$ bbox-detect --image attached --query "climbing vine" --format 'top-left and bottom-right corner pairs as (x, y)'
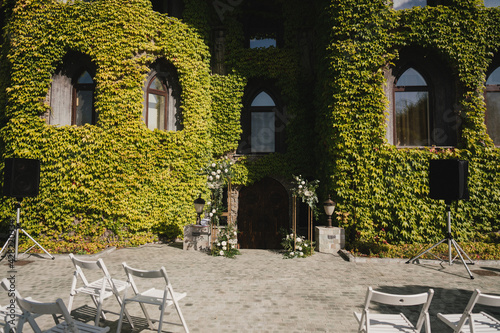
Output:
(1, 0), (500, 253)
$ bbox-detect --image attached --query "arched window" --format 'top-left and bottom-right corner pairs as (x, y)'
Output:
(143, 60), (181, 131)
(485, 66), (500, 145)
(388, 47), (457, 147)
(146, 76), (168, 130)
(395, 68), (430, 146)
(238, 88), (286, 154)
(48, 53), (96, 126)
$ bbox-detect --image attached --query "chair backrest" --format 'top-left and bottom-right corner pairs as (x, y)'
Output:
(363, 286), (434, 332)
(476, 290), (500, 308)
(122, 262), (173, 294)
(69, 253), (114, 287)
(15, 291), (78, 332)
(455, 289), (500, 332)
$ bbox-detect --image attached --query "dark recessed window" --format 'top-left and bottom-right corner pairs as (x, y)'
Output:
(238, 88), (286, 154)
(143, 60), (181, 131)
(485, 66), (500, 145)
(241, 0), (283, 49)
(151, 0), (184, 18)
(49, 53), (96, 126)
(390, 47), (457, 147)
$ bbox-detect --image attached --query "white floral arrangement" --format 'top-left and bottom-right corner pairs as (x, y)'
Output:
(211, 224), (240, 258)
(202, 159), (233, 190)
(281, 231), (314, 259)
(292, 174), (319, 210)
(201, 158), (234, 225)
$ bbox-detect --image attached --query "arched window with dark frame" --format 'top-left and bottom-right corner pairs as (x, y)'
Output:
(48, 52), (97, 127)
(388, 47), (457, 147)
(146, 76), (168, 130)
(485, 66), (500, 145)
(237, 88), (286, 154)
(143, 60), (181, 131)
(395, 67), (430, 146)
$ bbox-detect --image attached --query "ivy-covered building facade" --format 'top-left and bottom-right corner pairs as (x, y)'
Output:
(0, 0), (499, 253)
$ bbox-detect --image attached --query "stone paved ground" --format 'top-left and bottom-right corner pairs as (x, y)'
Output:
(1, 243), (499, 332)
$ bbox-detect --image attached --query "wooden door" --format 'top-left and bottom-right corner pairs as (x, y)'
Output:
(238, 177), (289, 249)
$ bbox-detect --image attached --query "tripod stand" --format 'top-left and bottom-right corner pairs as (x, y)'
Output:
(406, 202), (474, 279)
(0, 200), (54, 261)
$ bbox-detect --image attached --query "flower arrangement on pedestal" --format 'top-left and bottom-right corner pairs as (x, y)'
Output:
(211, 223), (240, 258)
(281, 231), (314, 259)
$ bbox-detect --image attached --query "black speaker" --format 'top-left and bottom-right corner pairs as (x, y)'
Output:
(3, 158), (40, 198)
(429, 159), (469, 201)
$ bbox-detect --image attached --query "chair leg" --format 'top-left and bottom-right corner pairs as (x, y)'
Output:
(171, 295), (189, 333)
(139, 302), (155, 330)
(116, 301), (128, 332)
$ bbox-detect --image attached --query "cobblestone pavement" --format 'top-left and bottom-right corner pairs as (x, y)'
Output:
(1, 243), (499, 332)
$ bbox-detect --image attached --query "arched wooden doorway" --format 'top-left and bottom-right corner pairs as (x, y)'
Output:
(237, 177), (289, 249)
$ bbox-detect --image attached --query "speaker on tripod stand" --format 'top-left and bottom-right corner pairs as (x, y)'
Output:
(406, 159), (474, 279)
(0, 158), (54, 260)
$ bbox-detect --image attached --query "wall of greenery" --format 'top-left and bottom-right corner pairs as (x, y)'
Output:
(316, 0), (500, 245)
(1, 0), (499, 252)
(0, 0), (229, 252)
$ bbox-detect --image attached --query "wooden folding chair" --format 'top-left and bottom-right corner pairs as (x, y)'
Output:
(116, 262), (189, 333)
(438, 289), (500, 332)
(67, 253), (132, 326)
(12, 288), (109, 332)
(354, 286), (434, 332)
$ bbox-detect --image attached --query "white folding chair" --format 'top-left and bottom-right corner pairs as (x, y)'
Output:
(438, 289), (500, 332)
(14, 291), (110, 333)
(67, 253), (132, 326)
(354, 286), (434, 333)
(0, 278), (24, 333)
(116, 262), (189, 333)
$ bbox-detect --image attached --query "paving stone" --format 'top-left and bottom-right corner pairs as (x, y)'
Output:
(0, 244), (499, 332)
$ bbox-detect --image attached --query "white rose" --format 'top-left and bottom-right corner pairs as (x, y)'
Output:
(217, 169), (221, 174)
(209, 212), (213, 217)
(208, 176), (213, 181)
(290, 252), (295, 256)
(217, 242), (221, 246)
(219, 250), (224, 256)
(296, 238), (302, 243)
(298, 185), (303, 189)
(304, 190), (312, 197)
(216, 175), (220, 179)
(301, 181), (305, 185)
(212, 209), (216, 213)
(225, 169), (229, 173)
(221, 241), (227, 246)
(212, 163), (216, 167)
(304, 243), (308, 247)
(222, 246), (227, 250)
(233, 231), (237, 236)
(297, 246), (302, 251)
(211, 171), (216, 175)
(299, 252), (304, 256)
